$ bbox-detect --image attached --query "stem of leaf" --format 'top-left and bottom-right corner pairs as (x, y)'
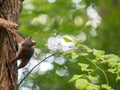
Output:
(85, 57), (109, 85)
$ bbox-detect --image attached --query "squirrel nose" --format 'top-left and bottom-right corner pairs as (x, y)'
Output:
(31, 41), (36, 46)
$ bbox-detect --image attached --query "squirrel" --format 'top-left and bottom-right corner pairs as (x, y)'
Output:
(10, 35), (36, 69)
(0, 18), (36, 69)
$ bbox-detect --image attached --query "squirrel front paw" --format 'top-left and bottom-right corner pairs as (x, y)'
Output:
(0, 18), (18, 30)
(4, 21), (18, 30)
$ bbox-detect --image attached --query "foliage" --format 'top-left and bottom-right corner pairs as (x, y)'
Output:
(18, 0), (120, 90)
(66, 37), (119, 90)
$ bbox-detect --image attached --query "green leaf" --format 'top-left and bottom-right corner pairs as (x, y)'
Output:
(107, 69), (116, 73)
(78, 63), (94, 72)
(116, 76), (120, 82)
(75, 79), (89, 90)
(104, 54), (120, 62)
(103, 54), (120, 67)
(86, 84), (100, 90)
(82, 45), (92, 52)
(63, 37), (72, 42)
(87, 75), (99, 83)
(116, 74), (120, 82)
(78, 63), (89, 71)
(69, 75), (82, 82)
(101, 84), (113, 90)
(71, 52), (79, 59)
(80, 53), (89, 56)
(104, 54), (119, 58)
(93, 49), (105, 58)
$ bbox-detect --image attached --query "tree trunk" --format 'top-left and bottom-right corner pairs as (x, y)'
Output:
(0, 0), (22, 90)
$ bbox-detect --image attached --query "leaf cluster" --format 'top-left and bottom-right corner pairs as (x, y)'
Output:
(64, 38), (120, 90)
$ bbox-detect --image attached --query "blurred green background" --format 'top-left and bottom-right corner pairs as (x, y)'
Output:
(18, 0), (120, 90)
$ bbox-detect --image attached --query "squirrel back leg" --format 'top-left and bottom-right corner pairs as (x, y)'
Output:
(10, 48), (24, 63)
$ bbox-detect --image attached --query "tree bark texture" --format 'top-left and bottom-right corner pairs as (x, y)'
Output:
(0, 0), (22, 90)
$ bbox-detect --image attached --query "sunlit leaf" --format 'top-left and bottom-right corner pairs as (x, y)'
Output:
(116, 76), (120, 82)
(87, 75), (99, 83)
(82, 45), (92, 52)
(69, 75), (82, 82)
(63, 37), (72, 42)
(86, 84), (100, 90)
(93, 49), (105, 58)
(78, 63), (94, 72)
(116, 74), (120, 82)
(103, 54), (120, 68)
(107, 69), (116, 73)
(80, 53), (89, 56)
(104, 54), (120, 61)
(78, 63), (89, 71)
(75, 79), (89, 90)
(101, 84), (113, 90)
(71, 52), (79, 59)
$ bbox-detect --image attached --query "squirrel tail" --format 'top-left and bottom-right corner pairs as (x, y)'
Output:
(17, 58), (30, 69)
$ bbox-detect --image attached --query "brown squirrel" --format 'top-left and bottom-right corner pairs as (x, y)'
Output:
(10, 35), (36, 69)
(0, 18), (36, 69)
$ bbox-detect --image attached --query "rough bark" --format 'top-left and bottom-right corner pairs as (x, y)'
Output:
(0, 0), (22, 90)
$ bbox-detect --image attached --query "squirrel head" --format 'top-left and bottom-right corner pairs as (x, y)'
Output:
(21, 36), (36, 49)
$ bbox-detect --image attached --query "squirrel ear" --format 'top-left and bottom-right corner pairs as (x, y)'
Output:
(29, 36), (32, 39)
(27, 36), (32, 39)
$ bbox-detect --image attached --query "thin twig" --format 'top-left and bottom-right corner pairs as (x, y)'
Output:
(18, 53), (56, 86)
(85, 57), (109, 85)
(18, 50), (72, 86)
